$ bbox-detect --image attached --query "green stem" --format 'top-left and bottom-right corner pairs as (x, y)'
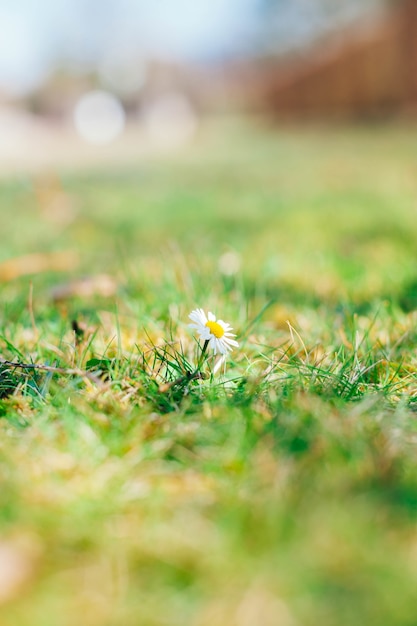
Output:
(197, 339), (209, 370)
(158, 340), (210, 394)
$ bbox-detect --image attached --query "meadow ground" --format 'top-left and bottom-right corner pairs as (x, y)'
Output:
(1, 120), (417, 625)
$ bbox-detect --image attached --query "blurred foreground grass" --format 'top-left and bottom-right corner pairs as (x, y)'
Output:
(1, 121), (417, 625)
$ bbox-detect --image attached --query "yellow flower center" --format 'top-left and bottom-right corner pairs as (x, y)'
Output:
(205, 320), (225, 339)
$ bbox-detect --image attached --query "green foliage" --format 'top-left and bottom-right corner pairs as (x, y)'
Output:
(1, 123), (417, 625)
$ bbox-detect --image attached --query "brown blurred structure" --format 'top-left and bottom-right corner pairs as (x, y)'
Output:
(255, 0), (417, 119)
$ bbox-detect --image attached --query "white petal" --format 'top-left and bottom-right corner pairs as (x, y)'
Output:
(188, 323), (202, 329)
(218, 341), (228, 355)
(209, 337), (217, 354)
(207, 311), (216, 322)
(189, 309), (207, 324)
(213, 355), (226, 375)
(218, 320), (235, 335)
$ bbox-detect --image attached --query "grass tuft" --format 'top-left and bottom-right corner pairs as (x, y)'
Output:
(1, 123), (417, 625)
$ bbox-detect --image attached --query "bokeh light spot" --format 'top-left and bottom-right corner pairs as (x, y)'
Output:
(73, 90), (126, 145)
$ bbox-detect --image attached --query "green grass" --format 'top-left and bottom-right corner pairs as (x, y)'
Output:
(1, 121), (417, 625)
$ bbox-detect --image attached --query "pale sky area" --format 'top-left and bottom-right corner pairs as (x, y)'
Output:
(0, 0), (260, 95)
(0, 0), (381, 96)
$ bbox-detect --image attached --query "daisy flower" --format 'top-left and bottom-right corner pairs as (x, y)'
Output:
(188, 308), (239, 355)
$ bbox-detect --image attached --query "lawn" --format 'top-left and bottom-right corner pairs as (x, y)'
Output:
(1, 121), (417, 626)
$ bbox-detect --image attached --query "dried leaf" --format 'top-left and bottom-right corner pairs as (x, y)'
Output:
(0, 252), (79, 281)
(50, 274), (117, 302)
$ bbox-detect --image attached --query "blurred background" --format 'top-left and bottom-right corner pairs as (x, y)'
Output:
(1, 0), (416, 172)
(3, 4), (417, 626)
